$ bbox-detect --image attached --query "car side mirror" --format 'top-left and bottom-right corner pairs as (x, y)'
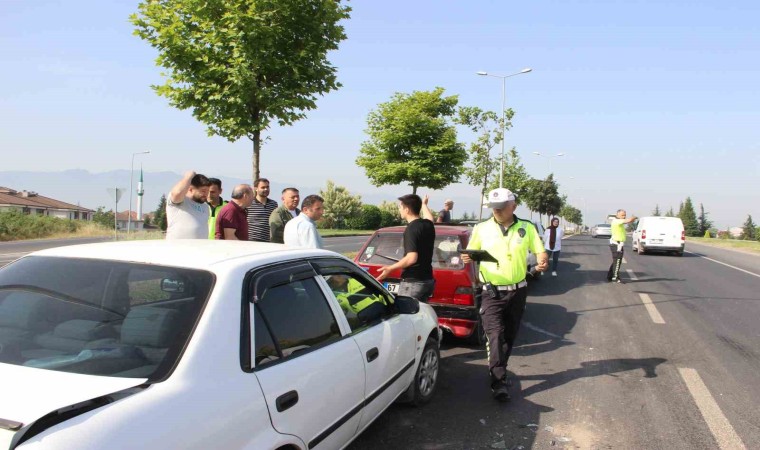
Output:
(394, 295), (420, 314)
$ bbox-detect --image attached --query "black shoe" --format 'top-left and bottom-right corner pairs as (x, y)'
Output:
(492, 383), (511, 402)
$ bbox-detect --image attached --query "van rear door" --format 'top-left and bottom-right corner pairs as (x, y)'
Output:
(648, 217), (683, 247)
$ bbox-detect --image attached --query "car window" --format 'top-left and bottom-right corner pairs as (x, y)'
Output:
(360, 232), (465, 270)
(322, 272), (393, 332)
(0, 256), (213, 380)
(254, 277), (341, 367)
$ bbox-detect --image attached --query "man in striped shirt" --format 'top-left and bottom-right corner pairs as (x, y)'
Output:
(246, 178), (278, 242)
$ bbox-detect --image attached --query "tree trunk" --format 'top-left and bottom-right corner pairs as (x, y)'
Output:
(251, 130), (261, 182)
(479, 172), (489, 221)
(412, 185), (417, 195)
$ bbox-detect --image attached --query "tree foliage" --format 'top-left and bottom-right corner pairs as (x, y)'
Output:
(678, 197), (699, 236)
(456, 106), (507, 199)
(559, 204), (583, 225)
(652, 204), (661, 216)
(356, 88), (467, 194)
(345, 204), (382, 230)
(741, 214), (757, 240)
(319, 180), (362, 228)
(93, 207), (115, 229)
(490, 148), (531, 206)
(131, 0), (351, 181)
(665, 207), (675, 217)
(154, 195), (168, 231)
(377, 200), (402, 227)
(697, 203), (713, 236)
(522, 174), (563, 222)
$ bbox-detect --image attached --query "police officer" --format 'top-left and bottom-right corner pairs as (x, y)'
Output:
(206, 178), (228, 239)
(327, 275), (389, 325)
(608, 209), (637, 283)
(461, 188), (548, 402)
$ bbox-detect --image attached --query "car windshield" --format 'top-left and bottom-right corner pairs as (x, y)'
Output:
(0, 256), (213, 380)
(359, 232), (465, 270)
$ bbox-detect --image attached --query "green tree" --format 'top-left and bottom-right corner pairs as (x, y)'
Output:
(131, 0), (351, 181)
(560, 204), (582, 226)
(319, 180), (362, 229)
(356, 87), (467, 194)
(154, 195), (168, 232)
(345, 205), (382, 230)
(679, 197), (699, 236)
(456, 107), (511, 211)
(378, 201), (402, 227)
(143, 215), (152, 227)
(490, 148), (531, 206)
(665, 207), (675, 217)
(697, 203), (713, 236)
(92, 207), (115, 229)
(523, 174), (562, 224)
(652, 204), (661, 216)
(741, 215), (757, 240)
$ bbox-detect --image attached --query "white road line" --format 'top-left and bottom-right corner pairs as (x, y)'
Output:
(685, 251), (760, 279)
(626, 269), (639, 281)
(638, 293), (665, 324)
(679, 368), (747, 450)
(0, 252), (29, 258)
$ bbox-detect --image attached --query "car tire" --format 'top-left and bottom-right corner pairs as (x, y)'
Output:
(638, 242), (646, 255)
(632, 240), (638, 252)
(409, 338), (440, 406)
(675, 251), (684, 257)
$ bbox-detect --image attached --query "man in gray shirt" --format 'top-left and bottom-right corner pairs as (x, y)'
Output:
(166, 171), (211, 239)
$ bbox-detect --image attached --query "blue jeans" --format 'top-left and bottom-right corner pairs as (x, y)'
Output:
(398, 279), (436, 303)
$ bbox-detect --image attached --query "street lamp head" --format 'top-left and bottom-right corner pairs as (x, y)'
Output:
(532, 151), (541, 156)
(521, 68), (532, 73)
(556, 153), (565, 157)
(476, 71), (488, 76)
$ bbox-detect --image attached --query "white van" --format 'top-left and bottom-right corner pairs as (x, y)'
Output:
(632, 216), (685, 256)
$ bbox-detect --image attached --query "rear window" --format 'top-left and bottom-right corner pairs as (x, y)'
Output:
(0, 256), (213, 380)
(359, 232), (465, 270)
(597, 224), (611, 228)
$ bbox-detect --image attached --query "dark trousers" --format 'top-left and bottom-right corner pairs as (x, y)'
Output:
(607, 243), (624, 280)
(480, 286), (528, 387)
(550, 250), (560, 272)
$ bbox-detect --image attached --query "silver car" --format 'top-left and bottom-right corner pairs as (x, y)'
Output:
(591, 223), (612, 238)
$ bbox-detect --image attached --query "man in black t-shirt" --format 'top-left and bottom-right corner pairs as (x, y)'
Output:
(376, 194), (436, 302)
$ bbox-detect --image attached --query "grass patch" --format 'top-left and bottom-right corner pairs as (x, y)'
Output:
(320, 229), (375, 237)
(0, 211), (112, 241)
(687, 237), (760, 254)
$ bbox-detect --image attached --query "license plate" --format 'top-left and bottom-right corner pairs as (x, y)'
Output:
(384, 282), (399, 293)
(650, 239), (663, 244)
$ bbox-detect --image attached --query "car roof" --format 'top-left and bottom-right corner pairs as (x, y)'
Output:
(27, 240), (336, 269)
(375, 225), (471, 236)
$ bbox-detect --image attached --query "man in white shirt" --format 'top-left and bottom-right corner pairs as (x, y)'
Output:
(284, 194), (324, 249)
(166, 171), (211, 239)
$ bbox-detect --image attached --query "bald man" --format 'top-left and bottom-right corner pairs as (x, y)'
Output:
(215, 184), (254, 240)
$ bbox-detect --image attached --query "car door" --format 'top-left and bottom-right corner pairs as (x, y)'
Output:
(248, 263), (366, 450)
(312, 259), (416, 432)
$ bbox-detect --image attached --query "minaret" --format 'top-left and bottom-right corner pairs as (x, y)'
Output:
(136, 166), (144, 225)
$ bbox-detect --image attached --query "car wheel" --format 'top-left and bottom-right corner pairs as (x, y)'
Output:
(675, 251), (684, 257)
(638, 242), (646, 255)
(411, 338), (439, 406)
(467, 316), (486, 346)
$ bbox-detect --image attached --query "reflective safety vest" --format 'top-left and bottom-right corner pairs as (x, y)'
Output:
(208, 199), (228, 239)
(335, 278), (388, 315)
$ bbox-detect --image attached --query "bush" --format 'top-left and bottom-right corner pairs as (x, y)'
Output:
(345, 205), (383, 230)
(379, 210), (401, 227)
(0, 210), (82, 241)
(703, 230), (711, 238)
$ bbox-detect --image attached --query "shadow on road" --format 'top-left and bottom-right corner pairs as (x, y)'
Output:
(516, 357), (668, 398)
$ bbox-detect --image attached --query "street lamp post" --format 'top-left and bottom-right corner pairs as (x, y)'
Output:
(128, 151), (150, 233)
(533, 151), (564, 175)
(476, 68), (532, 188)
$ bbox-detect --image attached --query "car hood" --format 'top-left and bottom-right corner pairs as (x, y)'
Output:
(0, 363), (145, 448)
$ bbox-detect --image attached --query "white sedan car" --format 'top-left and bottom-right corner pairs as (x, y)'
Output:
(0, 240), (441, 450)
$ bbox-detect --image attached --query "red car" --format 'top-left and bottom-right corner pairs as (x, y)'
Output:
(354, 225), (486, 343)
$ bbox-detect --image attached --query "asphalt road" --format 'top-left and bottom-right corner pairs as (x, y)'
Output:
(349, 235), (760, 450)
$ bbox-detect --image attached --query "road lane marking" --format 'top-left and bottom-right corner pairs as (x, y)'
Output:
(0, 252), (29, 259)
(638, 293), (665, 324)
(626, 269), (638, 281)
(522, 321), (571, 341)
(685, 251), (760, 279)
(678, 368), (747, 450)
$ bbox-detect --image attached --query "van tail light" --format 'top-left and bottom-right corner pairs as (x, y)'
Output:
(641, 230), (646, 240)
(453, 286), (474, 306)
(681, 231), (685, 241)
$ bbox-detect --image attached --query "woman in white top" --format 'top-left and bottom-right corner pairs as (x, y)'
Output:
(543, 217), (563, 276)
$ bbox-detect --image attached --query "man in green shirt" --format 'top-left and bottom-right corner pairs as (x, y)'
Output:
(607, 209), (637, 283)
(461, 188), (548, 402)
(206, 178), (228, 239)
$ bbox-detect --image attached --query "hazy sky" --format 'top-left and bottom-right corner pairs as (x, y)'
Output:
(1, 0), (758, 228)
